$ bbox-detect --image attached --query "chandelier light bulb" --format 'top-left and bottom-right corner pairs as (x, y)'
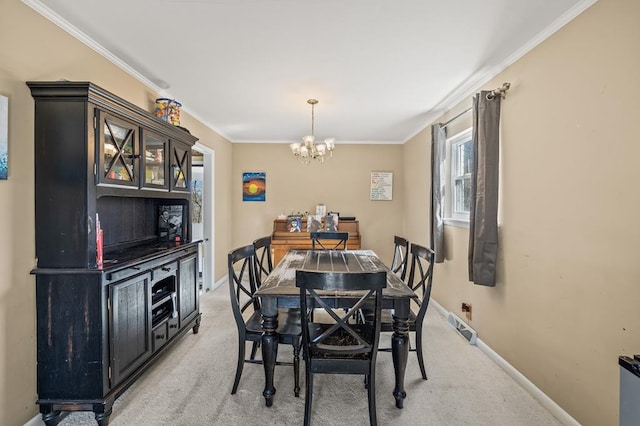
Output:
(290, 142), (301, 155)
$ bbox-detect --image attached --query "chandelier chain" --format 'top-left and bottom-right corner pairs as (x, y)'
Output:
(311, 102), (314, 137)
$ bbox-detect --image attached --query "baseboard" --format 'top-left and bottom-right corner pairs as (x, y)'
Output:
(211, 275), (227, 291)
(24, 414), (44, 426)
(24, 412), (70, 426)
(430, 299), (580, 426)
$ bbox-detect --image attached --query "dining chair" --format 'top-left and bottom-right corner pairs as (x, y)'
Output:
(296, 270), (387, 426)
(364, 243), (435, 380)
(227, 245), (302, 396)
(253, 235), (273, 288)
(390, 235), (410, 281)
(309, 231), (348, 251)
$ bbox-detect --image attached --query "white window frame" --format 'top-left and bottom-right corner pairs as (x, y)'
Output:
(443, 128), (472, 228)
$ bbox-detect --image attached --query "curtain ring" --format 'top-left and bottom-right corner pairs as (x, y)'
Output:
(486, 92), (495, 100)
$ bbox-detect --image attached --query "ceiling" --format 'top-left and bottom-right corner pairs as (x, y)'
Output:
(25, 0), (593, 144)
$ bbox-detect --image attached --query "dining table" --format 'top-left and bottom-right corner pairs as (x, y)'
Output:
(254, 249), (417, 409)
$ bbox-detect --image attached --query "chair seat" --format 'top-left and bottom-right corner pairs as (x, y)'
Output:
(246, 308), (302, 342)
(308, 323), (375, 358)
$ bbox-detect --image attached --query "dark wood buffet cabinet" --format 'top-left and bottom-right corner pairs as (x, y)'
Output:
(28, 81), (201, 425)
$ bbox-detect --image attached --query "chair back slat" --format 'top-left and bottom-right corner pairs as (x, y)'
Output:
(310, 231), (348, 251)
(406, 243), (435, 324)
(227, 245), (260, 330)
(297, 270), (386, 355)
(390, 235), (409, 281)
(253, 236), (273, 287)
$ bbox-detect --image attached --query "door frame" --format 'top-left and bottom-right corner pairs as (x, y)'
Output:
(192, 143), (215, 291)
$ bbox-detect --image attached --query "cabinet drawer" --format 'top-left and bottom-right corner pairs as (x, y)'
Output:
(106, 265), (146, 283)
(152, 261), (177, 281)
(152, 322), (168, 352)
(167, 317), (180, 339)
(105, 248), (196, 283)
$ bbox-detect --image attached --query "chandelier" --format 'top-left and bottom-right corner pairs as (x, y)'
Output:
(290, 99), (335, 164)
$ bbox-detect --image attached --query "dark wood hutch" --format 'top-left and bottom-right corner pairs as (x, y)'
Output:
(28, 81), (201, 426)
(270, 218), (361, 264)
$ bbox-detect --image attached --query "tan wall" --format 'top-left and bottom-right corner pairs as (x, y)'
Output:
(403, 0), (640, 424)
(0, 1), (232, 424)
(3, 0), (637, 424)
(231, 143), (404, 265)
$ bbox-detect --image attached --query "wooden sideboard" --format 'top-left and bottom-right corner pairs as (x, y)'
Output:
(271, 219), (361, 265)
(28, 81), (200, 426)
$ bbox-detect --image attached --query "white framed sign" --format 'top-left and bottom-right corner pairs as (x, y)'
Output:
(370, 171), (393, 201)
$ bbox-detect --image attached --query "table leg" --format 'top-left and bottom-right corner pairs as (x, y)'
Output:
(391, 314), (410, 408)
(261, 299), (278, 407)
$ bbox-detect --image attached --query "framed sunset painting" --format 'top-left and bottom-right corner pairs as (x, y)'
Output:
(242, 172), (266, 201)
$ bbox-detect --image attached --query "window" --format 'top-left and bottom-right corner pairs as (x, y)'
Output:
(444, 128), (472, 226)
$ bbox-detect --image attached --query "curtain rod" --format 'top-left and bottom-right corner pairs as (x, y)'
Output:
(441, 82), (511, 128)
(442, 107), (472, 128)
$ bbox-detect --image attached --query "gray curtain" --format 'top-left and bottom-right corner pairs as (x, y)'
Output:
(468, 91), (501, 286)
(430, 124), (446, 263)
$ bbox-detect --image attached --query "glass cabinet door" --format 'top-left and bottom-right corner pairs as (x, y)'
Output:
(142, 131), (168, 190)
(170, 141), (191, 192)
(99, 112), (139, 187)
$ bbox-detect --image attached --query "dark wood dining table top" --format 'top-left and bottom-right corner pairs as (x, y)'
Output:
(255, 249), (416, 300)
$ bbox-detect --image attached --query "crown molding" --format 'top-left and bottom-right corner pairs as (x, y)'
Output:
(402, 0), (599, 143)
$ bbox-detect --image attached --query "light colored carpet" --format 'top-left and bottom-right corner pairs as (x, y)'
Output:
(55, 284), (562, 426)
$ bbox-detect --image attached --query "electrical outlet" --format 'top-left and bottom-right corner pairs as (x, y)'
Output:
(461, 302), (472, 321)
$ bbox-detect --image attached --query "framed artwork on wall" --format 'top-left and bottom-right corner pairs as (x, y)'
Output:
(0, 95), (8, 179)
(243, 172), (266, 201)
(370, 171), (392, 200)
(192, 179), (203, 223)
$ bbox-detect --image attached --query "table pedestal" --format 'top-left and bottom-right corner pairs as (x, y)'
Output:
(261, 305), (278, 407)
(391, 315), (410, 408)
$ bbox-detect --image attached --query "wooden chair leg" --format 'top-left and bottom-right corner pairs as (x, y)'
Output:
(367, 371), (377, 426)
(250, 341), (260, 360)
(416, 328), (428, 380)
(304, 369), (313, 426)
(293, 343), (301, 397)
(231, 337), (246, 394)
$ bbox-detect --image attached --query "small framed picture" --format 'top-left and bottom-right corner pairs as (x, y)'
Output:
(307, 214), (323, 232)
(325, 213), (339, 231)
(159, 205), (184, 241)
(287, 215), (302, 232)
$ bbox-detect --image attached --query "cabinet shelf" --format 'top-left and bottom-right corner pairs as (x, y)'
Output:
(152, 309), (171, 328)
(152, 292), (172, 308)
